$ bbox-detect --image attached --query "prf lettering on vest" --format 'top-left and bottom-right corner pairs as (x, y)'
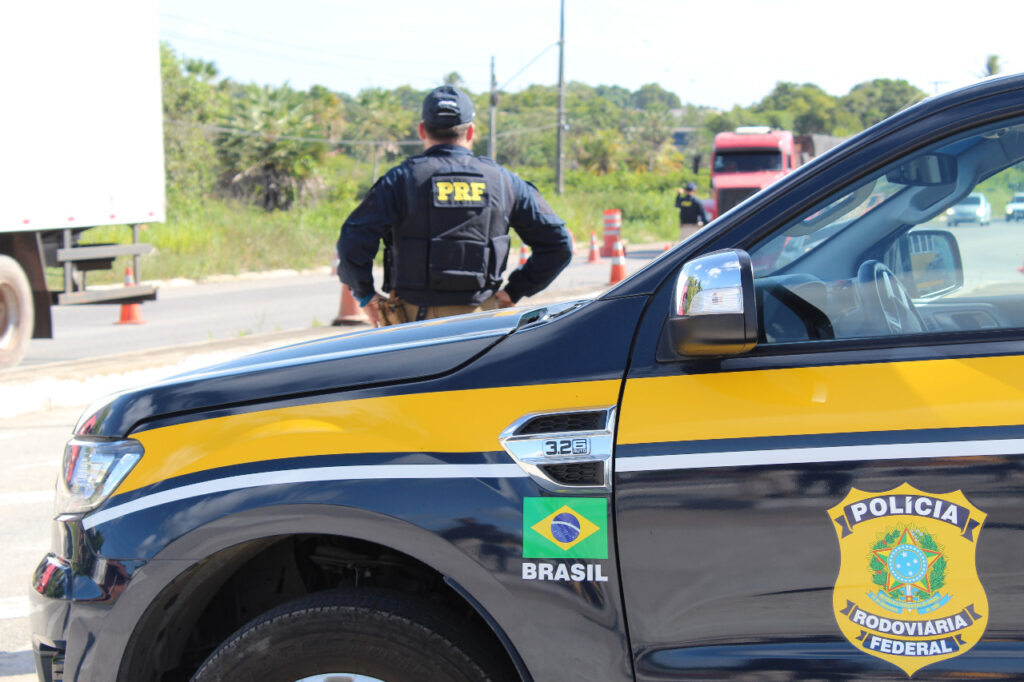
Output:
(433, 178), (487, 206)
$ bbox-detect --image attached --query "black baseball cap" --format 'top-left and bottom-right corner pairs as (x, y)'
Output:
(422, 85), (475, 127)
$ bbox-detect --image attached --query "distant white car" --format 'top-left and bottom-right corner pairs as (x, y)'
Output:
(1006, 193), (1024, 222)
(946, 192), (992, 226)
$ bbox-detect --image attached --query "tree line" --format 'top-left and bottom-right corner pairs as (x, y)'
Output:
(161, 42), (930, 211)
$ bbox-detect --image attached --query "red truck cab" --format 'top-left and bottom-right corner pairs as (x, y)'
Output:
(708, 126), (795, 219)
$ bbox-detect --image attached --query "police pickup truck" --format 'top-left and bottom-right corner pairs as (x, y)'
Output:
(31, 75), (1024, 682)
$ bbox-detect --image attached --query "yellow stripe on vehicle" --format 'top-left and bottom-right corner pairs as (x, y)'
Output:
(618, 355), (1024, 445)
(121, 380), (620, 494)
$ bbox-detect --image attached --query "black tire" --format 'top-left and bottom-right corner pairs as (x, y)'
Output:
(0, 255), (33, 369)
(190, 589), (512, 682)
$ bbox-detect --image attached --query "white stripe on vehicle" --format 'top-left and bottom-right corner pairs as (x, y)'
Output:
(615, 438), (1024, 474)
(84, 463), (527, 529)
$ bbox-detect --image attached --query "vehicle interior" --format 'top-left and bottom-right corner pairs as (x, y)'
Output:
(748, 118), (1024, 345)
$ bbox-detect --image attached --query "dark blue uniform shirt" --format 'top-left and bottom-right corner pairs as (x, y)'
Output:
(337, 145), (572, 305)
(675, 192), (709, 224)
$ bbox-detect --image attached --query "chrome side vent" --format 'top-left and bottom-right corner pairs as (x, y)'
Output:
(499, 407), (615, 493)
(540, 462), (603, 486)
(516, 411), (605, 435)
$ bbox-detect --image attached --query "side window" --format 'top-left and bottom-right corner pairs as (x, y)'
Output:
(748, 118), (1024, 345)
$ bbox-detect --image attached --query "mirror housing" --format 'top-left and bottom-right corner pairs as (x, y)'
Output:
(885, 153), (957, 186)
(666, 249), (758, 356)
(889, 229), (964, 298)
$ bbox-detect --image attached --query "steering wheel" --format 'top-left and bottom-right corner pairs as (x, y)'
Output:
(857, 260), (925, 335)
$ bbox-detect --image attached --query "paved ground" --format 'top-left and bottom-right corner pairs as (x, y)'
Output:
(0, 406), (82, 682)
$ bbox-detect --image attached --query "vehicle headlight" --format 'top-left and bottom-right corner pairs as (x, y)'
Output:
(946, 208), (954, 215)
(1007, 207), (1013, 214)
(56, 437), (143, 514)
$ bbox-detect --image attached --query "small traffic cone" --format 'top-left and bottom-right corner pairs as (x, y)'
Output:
(608, 239), (627, 284)
(519, 245), (530, 267)
(332, 284), (368, 326)
(115, 267), (145, 324)
(587, 231), (601, 263)
(664, 243), (671, 252)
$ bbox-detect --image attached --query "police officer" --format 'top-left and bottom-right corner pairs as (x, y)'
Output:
(337, 85), (573, 326)
(675, 181), (709, 241)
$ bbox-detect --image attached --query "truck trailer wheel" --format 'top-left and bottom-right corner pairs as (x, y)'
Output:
(190, 589), (511, 682)
(0, 255), (33, 369)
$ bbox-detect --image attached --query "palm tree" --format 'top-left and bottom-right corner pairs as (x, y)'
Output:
(218, 84), (326, 210)
(346, 88), (417, 179)
(628, 108), (676, 171)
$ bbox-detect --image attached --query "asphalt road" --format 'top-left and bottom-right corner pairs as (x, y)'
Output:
(1, 246), (664, 420)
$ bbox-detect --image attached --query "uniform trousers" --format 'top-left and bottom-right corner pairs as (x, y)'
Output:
(679, 223), (703, 241)
(380, 294), (501, 326)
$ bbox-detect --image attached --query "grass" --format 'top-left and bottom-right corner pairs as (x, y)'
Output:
(72, 160), (699, 285)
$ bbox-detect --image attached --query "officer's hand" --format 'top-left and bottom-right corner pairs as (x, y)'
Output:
(677, 188), (684, 194)
(495, 290), (514, 308)
(364, 294), (383, 327)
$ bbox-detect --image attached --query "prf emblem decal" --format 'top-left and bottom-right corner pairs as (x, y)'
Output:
(432, 176), (486, 207)
(523, 497), (607, 559)
(828, 484), (987, 676)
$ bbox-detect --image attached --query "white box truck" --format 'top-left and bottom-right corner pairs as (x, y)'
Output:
(0, 0), (165, 368)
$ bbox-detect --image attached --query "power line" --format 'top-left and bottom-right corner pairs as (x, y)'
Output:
(166, 119), (561, 145)
(160, 31), (444, 84)
(161, 13), (458, 68)
(495, 123), (560, 138)
(499, 43), (559, 91)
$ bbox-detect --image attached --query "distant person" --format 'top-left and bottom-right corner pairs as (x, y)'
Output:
(336, 85), (573, 326)
(675, 181), (709, 241)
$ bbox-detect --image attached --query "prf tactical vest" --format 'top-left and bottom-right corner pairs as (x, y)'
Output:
(391, 153), (513, 306)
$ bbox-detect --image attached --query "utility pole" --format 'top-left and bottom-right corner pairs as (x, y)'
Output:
(489, 56), (497, 159)
(555, 0), (566, 194)
(552, 0), (569, 193)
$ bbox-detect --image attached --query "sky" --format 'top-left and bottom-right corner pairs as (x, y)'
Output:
(160, 0), (1024, 110)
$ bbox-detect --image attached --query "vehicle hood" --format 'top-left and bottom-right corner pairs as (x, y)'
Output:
(76, 307), (535, 437)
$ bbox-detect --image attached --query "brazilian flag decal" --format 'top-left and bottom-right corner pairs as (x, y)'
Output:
(523, 497), (608, 559)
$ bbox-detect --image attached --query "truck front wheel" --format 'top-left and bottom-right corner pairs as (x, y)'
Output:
(0, 255), (33, 368)
(190, 588), (512, 682)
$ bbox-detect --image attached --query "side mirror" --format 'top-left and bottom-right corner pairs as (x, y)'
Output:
(665, 249), (758, 356)
(888, 229), (964, 298)
(885, 153), (957, 186)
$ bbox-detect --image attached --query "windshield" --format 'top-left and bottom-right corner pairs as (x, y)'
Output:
(749, 121), (1024, 280)
(714, 150), (783, 173)
(751, 174), (906, 275)
(1012, 194), (1024, 203)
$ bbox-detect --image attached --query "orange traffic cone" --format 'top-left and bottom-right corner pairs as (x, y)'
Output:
(608, 240), (627, 284)
(115, 267), (145, 324)
(664, 243), (671, 252)
(332, 284), (368, 326)
(519, 245), (530, 267)
(587, 231), (601, 263)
